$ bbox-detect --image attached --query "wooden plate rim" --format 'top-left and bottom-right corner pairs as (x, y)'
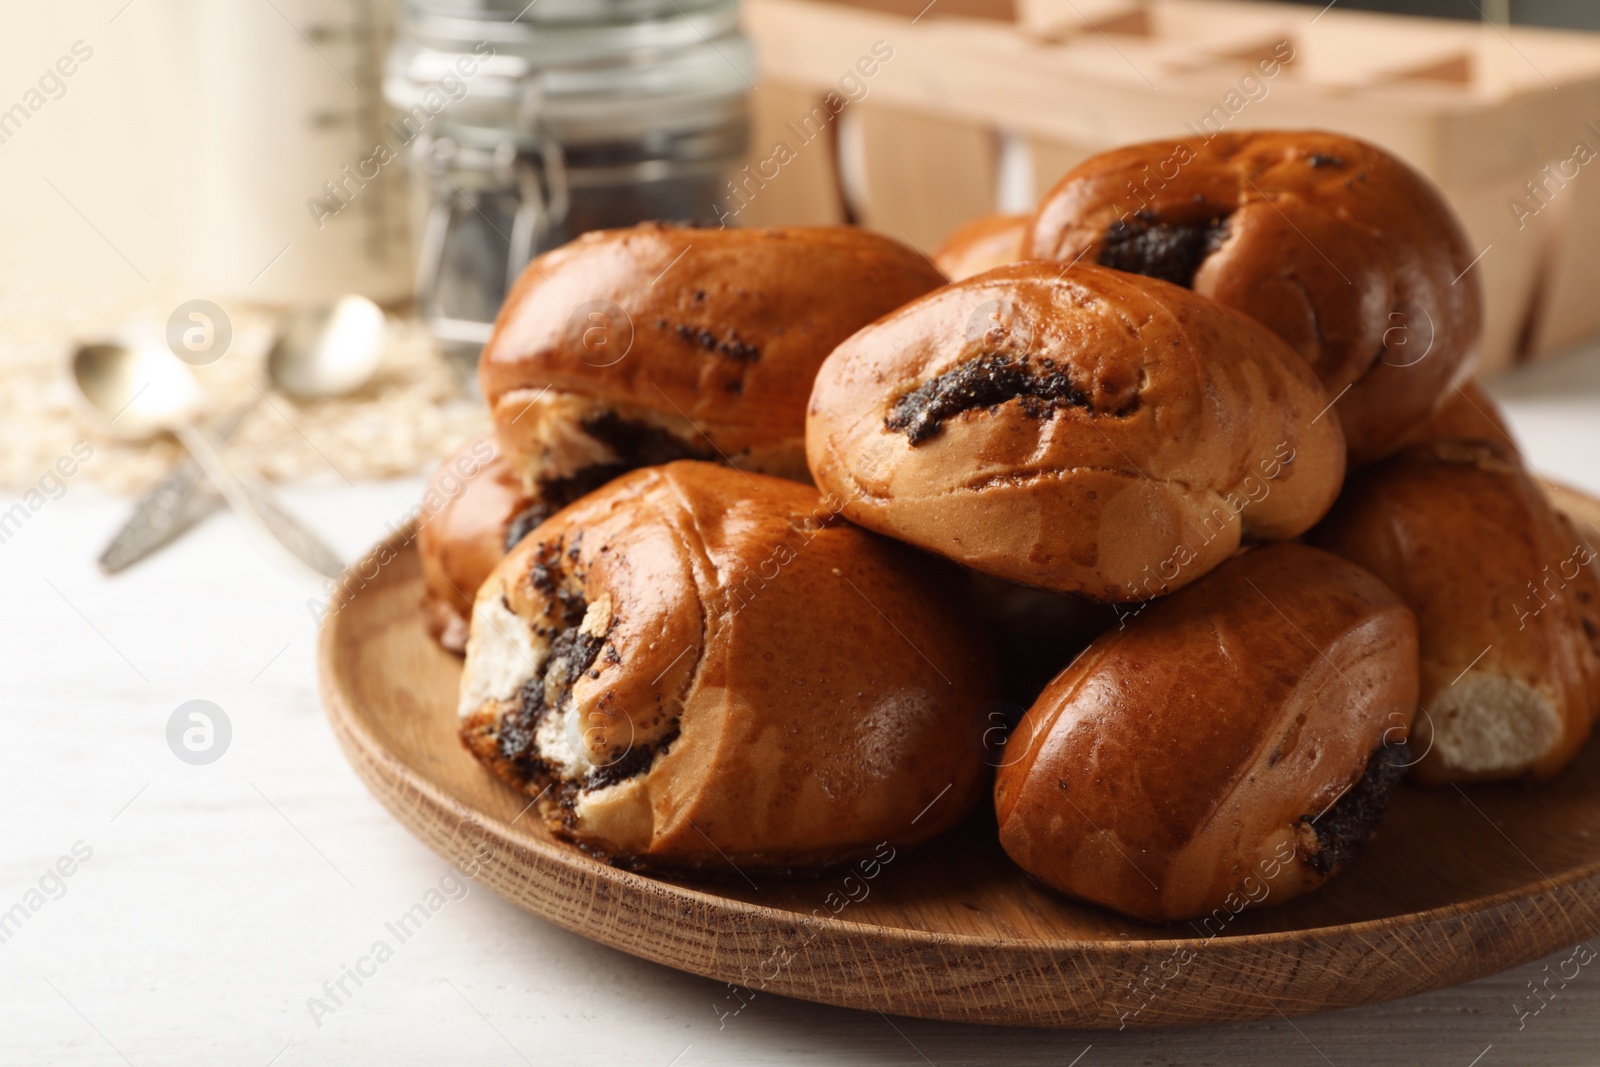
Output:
(317, 506), (1600, 1024)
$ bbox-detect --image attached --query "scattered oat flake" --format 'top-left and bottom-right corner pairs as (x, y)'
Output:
(0, 298), (489, 491)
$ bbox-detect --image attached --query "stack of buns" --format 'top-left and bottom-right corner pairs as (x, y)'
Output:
(419, 131), (1600, 923)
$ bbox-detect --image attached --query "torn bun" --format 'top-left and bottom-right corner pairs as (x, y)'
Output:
(457, 461), (995, 872)
(480, 223), (946, 497)
(1313, 439), (1600, 784)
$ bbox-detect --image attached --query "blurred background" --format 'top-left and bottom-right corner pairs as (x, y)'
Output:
(6, 0), (1600, 506)
(9, 0), (1600, 511)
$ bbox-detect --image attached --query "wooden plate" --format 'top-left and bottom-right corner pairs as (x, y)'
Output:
(318, 484), (1600, 1029)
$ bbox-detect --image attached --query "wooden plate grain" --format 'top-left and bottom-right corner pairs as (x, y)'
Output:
(318, 484), (1600, 1029)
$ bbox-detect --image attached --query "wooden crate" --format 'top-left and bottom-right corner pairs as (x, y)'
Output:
(735, 0), (1600, 374)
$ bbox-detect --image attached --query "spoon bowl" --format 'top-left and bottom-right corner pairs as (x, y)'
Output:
(72, 340), (203, 440)
(71, 336), (346, 579)
(267, 294), (386, 400)
(92, 294), (386, 576)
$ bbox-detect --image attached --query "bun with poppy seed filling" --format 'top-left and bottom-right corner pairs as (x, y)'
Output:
(1401, 379), (1518, 456)
(804, 262), (1346, 602)
(418, 437), (534, 653)
(932, 213), (1028, 282)
(456, 460), (995, 872)
(994, 543), (1419, 924)
(1313, 438), (1600, 784)
(479, 222), (947, 500)
(1026, 131), (1482, 463)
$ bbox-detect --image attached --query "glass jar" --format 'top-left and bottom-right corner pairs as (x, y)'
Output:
(385, 0), (753, 350)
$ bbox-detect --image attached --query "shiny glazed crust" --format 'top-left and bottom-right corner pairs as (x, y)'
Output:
(994, 543), (1419, 923)
(456, 461), (995, 872)
(804, 262), (1346, 602)
(480, 223), (947, 492)
(1026, 131), (1483, 463)
(1313, 439), (1600, 784)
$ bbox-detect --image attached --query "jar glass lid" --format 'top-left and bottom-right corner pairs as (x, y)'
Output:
(386, 0), (753, 147)
(404, 0), (729, 25)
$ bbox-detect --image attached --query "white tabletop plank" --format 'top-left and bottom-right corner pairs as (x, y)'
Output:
(3, 352), (1599, 1066)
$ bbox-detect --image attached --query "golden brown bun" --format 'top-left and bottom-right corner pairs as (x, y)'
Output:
(1313, 439), (1600, 784)
(456, 461), (995, 872)
(417, 438), (528, 653)
(932, 213), (1028, 281)
(1026, 131), (1483, 463)
(480, 223), (946, 494)
(995, 543), (1419, 923)
(805, 262), (1346, 602)
(1402, 379), (1519, 456)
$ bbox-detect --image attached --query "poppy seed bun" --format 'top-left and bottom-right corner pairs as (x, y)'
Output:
(995, 543), (1419, 923)
(932, 213), (1028, 281)
(1314, 439), (1600, 784)
(1402, 380), (1518, 456)
(480, 223), (947, 496)
(457, 461), (995, 872)
(804, 262), (1346, 602)
(1027, 131), (1483, 463)
(417, 437), (531, 652)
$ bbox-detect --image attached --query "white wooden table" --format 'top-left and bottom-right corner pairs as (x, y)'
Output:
(4, 350), (1600, 1067)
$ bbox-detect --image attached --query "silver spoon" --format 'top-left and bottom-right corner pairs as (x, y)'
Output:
(73, 339), (347, 580)
(267, 295), (386, 400)
(95, 296), (384, 574)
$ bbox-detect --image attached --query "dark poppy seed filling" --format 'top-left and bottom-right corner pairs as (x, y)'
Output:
(498, 540), (601, 774)
(497, 537), (677, 794)
(1299, 738), (1410, 877)
(674, 323), (761, 362)
(579, 410), (712, 467)
(1099, 211), (1230, 288)
(543, 412), (711, 511)
(497, 624), (606, 766)
(505, 503), (554, 553)
(885, 353), (1137, 444)
(527, 541), (587, 625)
(507, 411), (712, 552)
(589, 722), (680, 790)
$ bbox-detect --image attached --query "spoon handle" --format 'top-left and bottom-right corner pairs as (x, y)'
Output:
(97, 400), (258, 574)
(173, 422), (346, 580)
